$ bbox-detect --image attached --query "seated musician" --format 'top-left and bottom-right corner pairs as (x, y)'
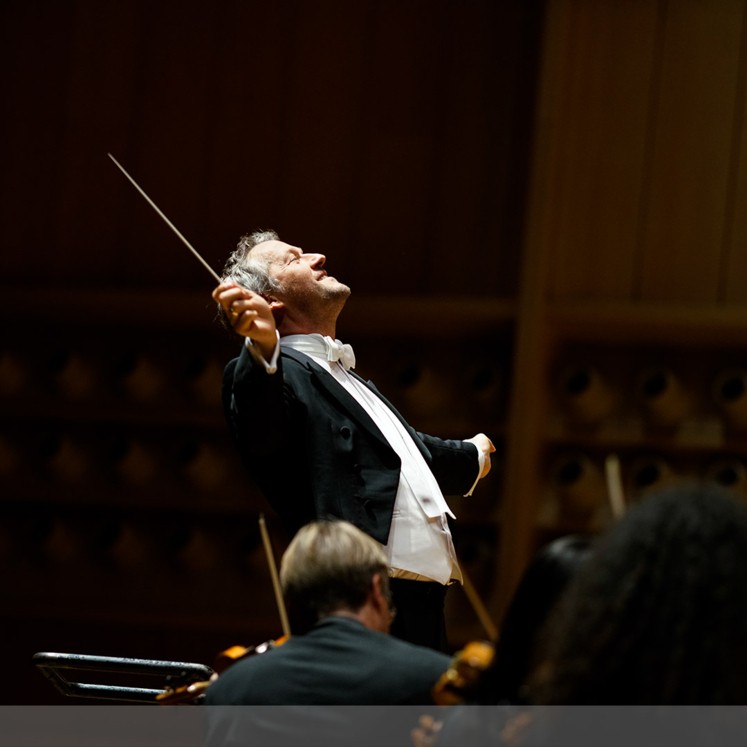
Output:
(204, 519), (451, 706)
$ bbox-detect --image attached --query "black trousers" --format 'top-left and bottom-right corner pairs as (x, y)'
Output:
(388, 578), (450, 653)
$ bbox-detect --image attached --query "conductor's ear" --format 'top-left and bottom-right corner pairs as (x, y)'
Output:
(268, 298), (285, 325)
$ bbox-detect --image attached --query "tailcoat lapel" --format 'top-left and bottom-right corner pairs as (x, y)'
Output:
(281, 348), (393, 452)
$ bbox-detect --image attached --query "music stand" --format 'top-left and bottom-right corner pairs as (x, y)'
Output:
(33, 651), (214, 704)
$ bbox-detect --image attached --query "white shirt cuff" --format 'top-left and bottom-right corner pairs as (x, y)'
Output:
(463, 439), (486, 497)
(244, 330), (280, 374)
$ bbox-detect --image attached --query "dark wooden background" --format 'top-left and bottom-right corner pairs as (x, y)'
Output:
(1, 0), (542, 703)
(7, 0), (747, 707)
(0, 0), (537, 295)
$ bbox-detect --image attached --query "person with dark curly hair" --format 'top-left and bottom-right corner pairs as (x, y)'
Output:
(417, 483), (747, 747)
(527, 480), (747, 705)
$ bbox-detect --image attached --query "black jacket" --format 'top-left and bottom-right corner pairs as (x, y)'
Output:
(222, 345), (479, 543)
(204, 616), (451, 705)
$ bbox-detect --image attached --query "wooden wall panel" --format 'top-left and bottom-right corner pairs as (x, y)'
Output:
(494, 0), (747, 610)
(0, 0), (542, 702)
(0, 1), (76, 279)
(639, 0), (745, 302)
(722, 6), (747, 302)
(544, 0), (747, 306)
(492, 0), (573, 618)
(199, 1), (307, 263)
(500, 0), (747, 621)
(425, 2), (542, 297)
(0, 0), (536, 296)
(546, 0), (660, 302)
(271, 1), (373, 266)
(350, 1), (449, 295)
(118, 1), (227, 285)
(51, 1), (142, 284)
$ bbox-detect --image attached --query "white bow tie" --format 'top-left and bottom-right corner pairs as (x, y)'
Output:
(323, 336), (356, 370)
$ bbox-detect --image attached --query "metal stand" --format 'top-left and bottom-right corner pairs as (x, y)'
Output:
(33, 651), (214, 704)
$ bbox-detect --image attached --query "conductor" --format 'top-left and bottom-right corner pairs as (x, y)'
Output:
(212, 230), (495, 651)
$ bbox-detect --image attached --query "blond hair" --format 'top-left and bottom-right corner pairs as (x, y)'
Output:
(280, 520), (389, 621)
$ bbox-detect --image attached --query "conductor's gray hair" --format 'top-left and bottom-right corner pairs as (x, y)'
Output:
(216, 229), (281, 329)
(220, 229), (281, 294)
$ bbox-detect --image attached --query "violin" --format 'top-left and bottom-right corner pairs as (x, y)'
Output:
(432, 639), (495, 705)
(155, 635), (288, 704)
(212, 635), (289, 674)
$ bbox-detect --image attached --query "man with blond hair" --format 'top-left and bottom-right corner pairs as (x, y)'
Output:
(204, 520), (450, 705)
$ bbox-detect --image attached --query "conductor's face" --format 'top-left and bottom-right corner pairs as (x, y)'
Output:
(253, 240), (350, 313)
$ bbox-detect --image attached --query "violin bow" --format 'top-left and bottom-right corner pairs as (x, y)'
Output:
(460, 565), (498, 641)
(259, 514), (292, 638)
(604, 453), (626, 520)
(107, 153), (221, 283)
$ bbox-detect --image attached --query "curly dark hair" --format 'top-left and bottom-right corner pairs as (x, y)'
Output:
(527, 480), (747, 704)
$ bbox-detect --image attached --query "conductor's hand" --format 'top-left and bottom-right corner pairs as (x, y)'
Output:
(212, 283), (278, 360)
(465, 432), (496, 479)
